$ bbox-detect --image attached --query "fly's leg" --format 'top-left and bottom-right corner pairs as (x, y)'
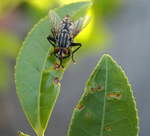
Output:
(70, 42), (82, 63)
(58, 57), (64, 68)
(47, 35), (56, 56)
(62, 50), (71, 59)
(47, 35), (56, 47)
(63, 54), (70, 59)
(57, 53), (70, 68)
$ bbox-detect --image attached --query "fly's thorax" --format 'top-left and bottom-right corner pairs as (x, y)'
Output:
(60, 16), (74, 31)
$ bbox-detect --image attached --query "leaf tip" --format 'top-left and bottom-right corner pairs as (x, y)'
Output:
(101, 54), (113, 61)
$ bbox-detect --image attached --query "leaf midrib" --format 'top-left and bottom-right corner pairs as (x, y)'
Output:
(100, 57), (108, 136)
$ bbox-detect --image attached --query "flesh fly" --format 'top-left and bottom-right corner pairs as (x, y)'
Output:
(47, 10), (90, 68)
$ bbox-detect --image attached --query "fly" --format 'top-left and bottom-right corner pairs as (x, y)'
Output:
(47, 10), (90, 68)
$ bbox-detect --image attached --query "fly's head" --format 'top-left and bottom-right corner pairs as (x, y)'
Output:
(63, 15), (71, 23)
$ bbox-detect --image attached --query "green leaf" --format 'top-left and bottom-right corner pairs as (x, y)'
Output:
(18, 131), (31, 136)
(68, 54), (139, 136)
(15, 1), (92, 136)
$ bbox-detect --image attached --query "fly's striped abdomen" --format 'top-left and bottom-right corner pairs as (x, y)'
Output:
(57, 29), (71, 48)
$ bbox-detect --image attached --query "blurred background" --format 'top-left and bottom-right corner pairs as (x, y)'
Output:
(0, 0), (149, 135)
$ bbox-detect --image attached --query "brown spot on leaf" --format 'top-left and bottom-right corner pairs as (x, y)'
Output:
(54, 63), (61, 70)
(91, 88), (96, 91)
(54, 77), (60, 84)
(91, 85), (104, 92)
(105, 126), (112, 132)
(76, 104), (84, 110)
(97, 85), (104, 91)
(107, 92), (122, 100)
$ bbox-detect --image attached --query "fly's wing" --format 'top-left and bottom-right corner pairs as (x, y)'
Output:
(48, 10), (61, 37)
(71, 16), (90, 38)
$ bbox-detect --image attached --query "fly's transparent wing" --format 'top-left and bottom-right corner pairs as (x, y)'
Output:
(48, 10), (61, 37)
(71, 16), (90, 38)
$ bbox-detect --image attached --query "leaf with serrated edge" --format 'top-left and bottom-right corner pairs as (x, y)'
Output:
(68, 54), (139, 136)
(15, 2), (92, 136)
